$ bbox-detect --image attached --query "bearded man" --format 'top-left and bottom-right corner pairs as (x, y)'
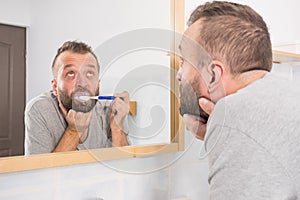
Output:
(25, 41), (129, 155)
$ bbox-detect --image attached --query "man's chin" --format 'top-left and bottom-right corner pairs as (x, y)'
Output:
(179, 106), (209, 123)
(184, 113), (208, 124)
(72, 102), (95, 113)
(183, 114), (207, 141)
(196, 115), (208, 124)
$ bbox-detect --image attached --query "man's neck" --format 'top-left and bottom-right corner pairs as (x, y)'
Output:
(225, 70), (268, 95)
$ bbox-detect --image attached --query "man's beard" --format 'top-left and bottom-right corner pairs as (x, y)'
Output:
(59, 87), (99, 113)
(179, 79), (209, 122)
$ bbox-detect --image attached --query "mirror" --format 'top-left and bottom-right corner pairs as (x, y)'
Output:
(0, 0), (184, 173)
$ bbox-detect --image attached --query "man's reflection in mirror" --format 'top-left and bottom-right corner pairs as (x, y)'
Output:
(25, 41), (129, 155)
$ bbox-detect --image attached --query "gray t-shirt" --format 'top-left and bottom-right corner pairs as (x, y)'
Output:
(25, 91), (112, 155)
(205, 73), (300, 199)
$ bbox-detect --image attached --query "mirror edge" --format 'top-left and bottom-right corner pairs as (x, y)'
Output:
(0, 143), (180, 173)
(170, 0), (185, 151)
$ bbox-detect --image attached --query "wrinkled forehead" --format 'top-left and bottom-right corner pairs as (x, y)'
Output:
(54, 51), (99, 75)
(179, 21), (212, 68)
(58, 51), (97, 67)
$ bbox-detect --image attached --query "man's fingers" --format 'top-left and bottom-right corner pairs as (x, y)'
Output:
(111, 95), (130, 116)
(58, 100), (68, 117)
(114, 91), (129, 103)
(75, 111), (92, 123)
(66, 110), (92, 132)
(199, 98), (214, 115)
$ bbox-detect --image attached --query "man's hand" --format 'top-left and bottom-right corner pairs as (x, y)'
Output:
(64, 109), (92, 143)
(53, 100), (92, 152)
(110, 91), (130, 132)
(183, 98), (215, 140)
(110, 91), (130, 146)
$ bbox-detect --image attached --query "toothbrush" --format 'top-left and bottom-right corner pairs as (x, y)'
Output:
(76, 95), (115, 101)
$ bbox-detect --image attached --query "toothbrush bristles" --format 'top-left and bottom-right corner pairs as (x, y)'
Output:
(76, 96), (91, 101)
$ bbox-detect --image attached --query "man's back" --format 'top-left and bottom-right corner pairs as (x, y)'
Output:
(205, 72), (300, 199)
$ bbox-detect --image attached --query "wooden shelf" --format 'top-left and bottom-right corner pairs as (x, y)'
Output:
(273, 44), (300, 63)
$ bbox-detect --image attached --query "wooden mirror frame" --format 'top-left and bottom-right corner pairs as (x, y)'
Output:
(0, 0), (185, 174)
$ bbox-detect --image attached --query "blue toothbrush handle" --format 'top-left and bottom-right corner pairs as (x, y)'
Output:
(97, 96), (115, 100)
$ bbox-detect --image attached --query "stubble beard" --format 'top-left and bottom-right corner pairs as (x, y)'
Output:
(179, 79), (209, 122)
(59, 86), (99, 113)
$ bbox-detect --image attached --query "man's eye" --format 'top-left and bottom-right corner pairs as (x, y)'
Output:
(87, 71), (95, 77)
(66, 72), (75, 77)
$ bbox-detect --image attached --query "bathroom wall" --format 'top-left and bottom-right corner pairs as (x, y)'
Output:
(0, 0), (30, 26)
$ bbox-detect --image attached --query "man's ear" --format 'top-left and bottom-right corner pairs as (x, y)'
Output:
(97, 79), (101, 92)
(208, 60), (224, 93)
(51, 79), (58, 96)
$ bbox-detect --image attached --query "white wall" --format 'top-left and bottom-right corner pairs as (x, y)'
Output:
(0, 0), (30, 27)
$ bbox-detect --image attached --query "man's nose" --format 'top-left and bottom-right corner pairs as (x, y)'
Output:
(75, 74), (88, 87)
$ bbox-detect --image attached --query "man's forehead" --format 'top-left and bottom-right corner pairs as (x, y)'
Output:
(179, 21), (203, 54)
(55, 51), (98, 71)
(53, 51), (98, 76)
(185, 19), (203, 40)
(58, 51), (97, 64)
(179, 20), (213, 69)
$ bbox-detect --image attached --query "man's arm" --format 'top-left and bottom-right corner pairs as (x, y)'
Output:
(110, 117), (128, 146)
(52, 127), (80, 152)
(110, 91), (130, 146)
(53, 102), (92, 152)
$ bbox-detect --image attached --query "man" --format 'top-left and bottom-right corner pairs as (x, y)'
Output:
(177, 1), (300, 199)
(25, 41), (129, 155)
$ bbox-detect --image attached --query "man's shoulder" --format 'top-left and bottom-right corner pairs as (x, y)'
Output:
(25, 91), (57, 113)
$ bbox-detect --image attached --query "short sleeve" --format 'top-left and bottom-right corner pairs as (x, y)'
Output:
(24, 104), (56, 155)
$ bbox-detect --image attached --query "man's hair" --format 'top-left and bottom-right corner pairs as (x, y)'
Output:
(188, 1), (272, 75)
(51, 40), (100, 76)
